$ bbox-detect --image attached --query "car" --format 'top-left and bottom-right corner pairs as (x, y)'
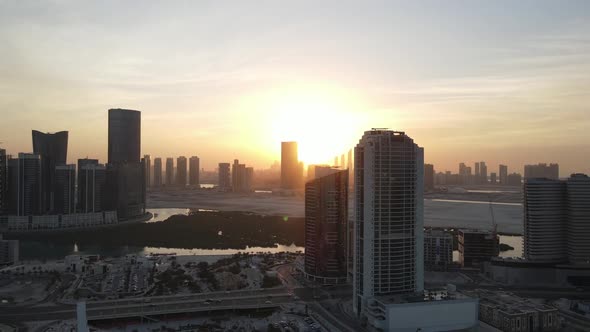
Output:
(264, 300), (272, 304)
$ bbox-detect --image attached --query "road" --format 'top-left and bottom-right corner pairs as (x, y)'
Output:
(0, 288), (291, 323)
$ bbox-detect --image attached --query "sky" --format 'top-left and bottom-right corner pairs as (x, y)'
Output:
(1, 1), (589, 176)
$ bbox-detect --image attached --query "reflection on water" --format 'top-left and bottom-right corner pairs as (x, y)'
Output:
(498, 235), (523, 258)
(18, 241), (304, 261)
(452, 234), (523, 262)
(145, 208), (190, 223)
(145, 208), (220, 223)
(143, 243), (303, 256)
(200, 183), (215, 189)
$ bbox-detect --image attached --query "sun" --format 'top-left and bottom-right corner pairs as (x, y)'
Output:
(267, 85), (366, 166)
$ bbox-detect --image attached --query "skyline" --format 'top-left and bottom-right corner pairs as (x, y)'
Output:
(1, 1), (590, 175)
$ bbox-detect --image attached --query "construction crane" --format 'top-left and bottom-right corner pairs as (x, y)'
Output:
(489, 193), (497, 235)
(489, 193), (500, 255)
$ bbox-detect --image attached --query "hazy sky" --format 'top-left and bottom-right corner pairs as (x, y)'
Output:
(1, 1), (589, 176)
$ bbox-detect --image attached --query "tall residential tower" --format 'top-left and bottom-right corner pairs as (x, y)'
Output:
(189, 156), (200, 186)
(304, 168), (348, 284)
(353, 129), (424, 317)
(32, 130), (68, 213)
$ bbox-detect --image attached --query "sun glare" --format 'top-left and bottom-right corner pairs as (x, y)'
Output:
(267, 86), (365, 166)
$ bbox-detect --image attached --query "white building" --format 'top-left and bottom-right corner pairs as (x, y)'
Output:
(523, 178), (567, 262)
(365, 288), (479, 332)
(353, 129), (424, 317)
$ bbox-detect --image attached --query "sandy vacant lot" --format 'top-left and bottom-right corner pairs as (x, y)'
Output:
(148, 189), (523, 234)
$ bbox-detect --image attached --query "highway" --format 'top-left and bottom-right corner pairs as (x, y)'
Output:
(0, 288), (292, 323)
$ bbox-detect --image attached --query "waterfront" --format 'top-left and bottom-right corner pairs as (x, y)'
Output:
(16, 206), (523, 261)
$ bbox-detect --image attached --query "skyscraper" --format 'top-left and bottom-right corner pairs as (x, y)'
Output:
(107, 109), (140, 164)
(104, 161), (145, 219)
(424, 164), (434, 191)
(32, 130), (68, 213)
(105, 108), (145, 219)
(281, 142), (300, 189)
(143, 154), (151, 188)
(304, 168), (348, 284)
(459, 162), (472, 185)
(499, 164), (508, 185)
(245, 167), (254, 192)
(231, 159), (254, 192)
(218, 163), (231, 191)
(480, 161), (488, 184)
(165, 158), (174, 185)
(189, 156), (200, 186)
(0, 149), (7, 215)
(566, 174), (590, 265)
(490, 172), (497, 184)
(524, 163), (559, 180)
(523, 178), (567, 263)
(54, 165), (76, 215)
(7, 153), (42, 216)
(153, 158), (162, 187)
(77, 160), (106, 213)
(176, 156), (187, 187)
(353, 129), (424, 317)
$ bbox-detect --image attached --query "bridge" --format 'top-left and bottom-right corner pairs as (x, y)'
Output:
(0, 287), (294, 323)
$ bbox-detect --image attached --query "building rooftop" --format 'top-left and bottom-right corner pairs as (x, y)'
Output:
(374, 288), (470, 305)
(469, 289), (556, 315)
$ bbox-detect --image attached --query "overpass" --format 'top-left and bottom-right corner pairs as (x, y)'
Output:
(0, 288), (293, 323)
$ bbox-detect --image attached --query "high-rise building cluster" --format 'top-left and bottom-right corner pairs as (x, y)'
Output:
(0, 108), (147, 223)
(147, 155), (200, 188)
(431, 162), (553, 187)
(214, 159), (254, 193)
(300, 129), (480, 331)
(231, 159), (254, 193)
